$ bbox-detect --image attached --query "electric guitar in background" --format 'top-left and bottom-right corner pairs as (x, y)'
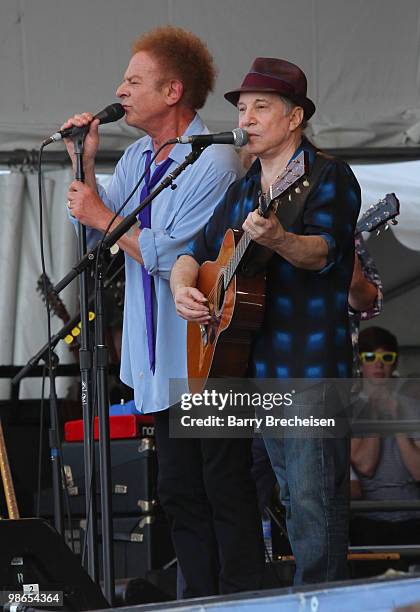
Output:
(36, 258), (126, 351)
(354, 192), (400, 235)
(36, 269), (125, 365)
(36, 274), (85, 351)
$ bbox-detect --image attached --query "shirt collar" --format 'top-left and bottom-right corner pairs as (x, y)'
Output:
(292, 136), (317, 168)
(245, 157), (262, 181)
(142, 113), (205, 166)
(245, 136), (317, 181)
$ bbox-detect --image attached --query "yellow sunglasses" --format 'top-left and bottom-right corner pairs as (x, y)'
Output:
(359, 351), (397, 365)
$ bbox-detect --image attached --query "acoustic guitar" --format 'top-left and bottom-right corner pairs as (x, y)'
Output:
(187, 151), (309, 393)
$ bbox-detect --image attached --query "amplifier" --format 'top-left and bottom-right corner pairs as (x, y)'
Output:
(71, 514), (174, 580)
(36, 438), (157, 516)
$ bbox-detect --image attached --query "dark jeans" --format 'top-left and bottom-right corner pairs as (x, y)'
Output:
(154, 409), (265, 598)
(264, 434), (350, 585)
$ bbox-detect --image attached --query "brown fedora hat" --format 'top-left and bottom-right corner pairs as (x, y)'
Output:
(224, 57), (316, 120)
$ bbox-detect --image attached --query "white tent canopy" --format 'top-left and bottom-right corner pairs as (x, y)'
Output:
(2, 0), (420, 150)
(1, 0), (420, 395)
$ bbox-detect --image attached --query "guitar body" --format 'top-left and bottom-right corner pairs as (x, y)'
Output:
(187, 229), (265, 393)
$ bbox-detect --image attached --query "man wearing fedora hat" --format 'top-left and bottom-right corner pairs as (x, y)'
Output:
(171, 57), (361, 584)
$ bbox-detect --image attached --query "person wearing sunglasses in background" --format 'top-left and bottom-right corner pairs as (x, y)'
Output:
(350, 326), (420, 552)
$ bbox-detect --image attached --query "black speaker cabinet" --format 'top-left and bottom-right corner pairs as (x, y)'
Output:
(0, 518), (108, 611)
(37, 438), (157, 517)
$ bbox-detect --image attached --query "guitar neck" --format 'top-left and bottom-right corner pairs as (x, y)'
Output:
(0, 419), (20, 519)
(222, 151), (308, 289)
(224, 232), (252, 288)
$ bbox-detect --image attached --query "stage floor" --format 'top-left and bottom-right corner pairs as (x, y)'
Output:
(90, 574), (420, 612)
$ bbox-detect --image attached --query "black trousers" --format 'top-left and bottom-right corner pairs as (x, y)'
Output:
(154, 409), (265, 598)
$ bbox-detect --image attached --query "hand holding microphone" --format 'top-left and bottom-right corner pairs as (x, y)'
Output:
(44, 103), (125, 168)
(44, 103), (125, 144)
(59, 112), (101, 168)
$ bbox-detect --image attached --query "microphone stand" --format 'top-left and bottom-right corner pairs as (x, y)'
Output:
(20, 142), (208, 605)
(93, 251), (114, 605)
(73, 133), (100, 586)
(46, 350), (64, 537)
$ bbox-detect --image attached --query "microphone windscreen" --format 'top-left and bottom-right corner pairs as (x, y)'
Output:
(232, 128), (248, 147)
(95, 103), (125, 125)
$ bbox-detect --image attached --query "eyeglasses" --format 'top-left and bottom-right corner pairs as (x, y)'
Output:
(359, 351), (397, 365)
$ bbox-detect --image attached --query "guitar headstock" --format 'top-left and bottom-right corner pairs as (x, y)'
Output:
(36, 273), (70, 323)
(259, 151), (309, 216)
(356, 193), (400, 235)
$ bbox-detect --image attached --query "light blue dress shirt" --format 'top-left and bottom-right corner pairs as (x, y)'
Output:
(86, 114), (242, 413)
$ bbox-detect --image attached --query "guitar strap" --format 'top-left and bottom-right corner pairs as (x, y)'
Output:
(240, 149), (335, 277)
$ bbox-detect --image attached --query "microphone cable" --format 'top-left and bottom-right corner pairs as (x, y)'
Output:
(37, 144), (74, 547)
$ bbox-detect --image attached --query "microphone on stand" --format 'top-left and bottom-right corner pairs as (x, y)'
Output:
(170, 128), (248, 147)
(42, 103), (125, 146)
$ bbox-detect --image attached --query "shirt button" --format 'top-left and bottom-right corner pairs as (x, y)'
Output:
(139, 372), (144, 378)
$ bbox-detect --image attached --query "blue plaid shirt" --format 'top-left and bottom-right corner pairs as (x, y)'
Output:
(185, 138), (361, 379)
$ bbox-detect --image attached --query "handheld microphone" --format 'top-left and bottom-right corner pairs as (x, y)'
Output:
(171, 128), (248, 147)
(42, 103), (125, 146)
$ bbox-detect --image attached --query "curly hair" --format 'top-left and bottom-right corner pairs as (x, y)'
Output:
(359, 326), (399, 354)
(132, 25), (216, 110)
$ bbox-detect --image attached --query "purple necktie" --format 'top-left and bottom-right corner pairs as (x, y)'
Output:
(138, 150), (173, 373)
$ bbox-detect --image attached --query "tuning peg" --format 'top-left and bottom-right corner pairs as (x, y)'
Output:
(295, 186), (301, 194)
(303, 179), (310, 187)
(385, 224), (390, 231)
(391, 218), (398, 225)
(288, 193), (292, 201)
(376, 229), (381, 236)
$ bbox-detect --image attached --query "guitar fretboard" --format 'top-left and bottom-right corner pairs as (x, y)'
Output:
(224, 232), (252, 289)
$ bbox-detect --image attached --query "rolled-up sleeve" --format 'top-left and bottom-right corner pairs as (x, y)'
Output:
(316, 232), (337, 275)
(303, 160), (361, 275)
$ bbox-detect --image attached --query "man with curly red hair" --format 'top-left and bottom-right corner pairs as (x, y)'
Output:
(62, 26), (263, 598)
